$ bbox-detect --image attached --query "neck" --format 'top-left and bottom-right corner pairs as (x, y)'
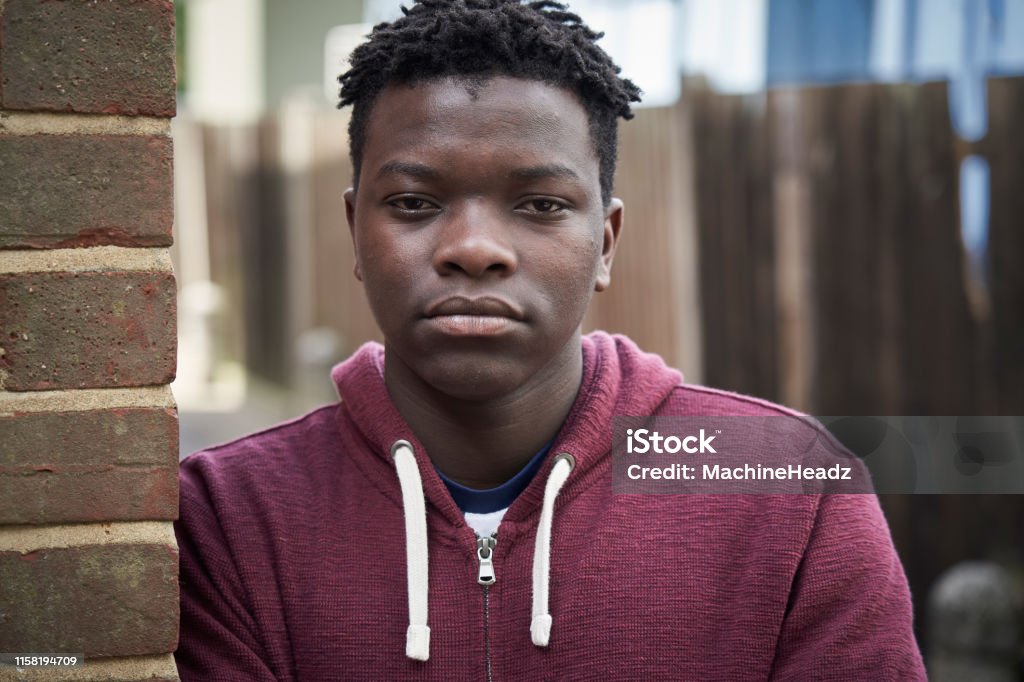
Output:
(384, 337), (583, 489)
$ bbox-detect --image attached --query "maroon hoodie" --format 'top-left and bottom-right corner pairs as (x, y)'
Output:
(175, 332), (926, 680)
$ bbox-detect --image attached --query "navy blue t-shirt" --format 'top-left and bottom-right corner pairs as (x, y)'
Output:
(436, 443), (553, 514)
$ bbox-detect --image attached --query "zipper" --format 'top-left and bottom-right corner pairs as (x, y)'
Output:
(476, 534), (497, 682)
(477, 534), (496, 585)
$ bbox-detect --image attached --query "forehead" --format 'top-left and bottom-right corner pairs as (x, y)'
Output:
(360, 76), (598, 183)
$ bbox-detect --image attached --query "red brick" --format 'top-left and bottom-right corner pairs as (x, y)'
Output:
(1, 407), (178, 466)
(0, 134), (173, 249)
(0, 271), (176, 390)
(0, 408), (179, 524)
(0, 0), (176, 116)
(0, 466), (178, 525)
(0, 543), (178, 656)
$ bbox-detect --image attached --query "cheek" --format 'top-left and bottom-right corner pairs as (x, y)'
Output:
(356, 234), (418, 318)
(534, 235), (601, 312)
(358, 229), (416, 280)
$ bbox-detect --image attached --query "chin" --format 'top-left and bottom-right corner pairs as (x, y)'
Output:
(416, 355), (532, 403)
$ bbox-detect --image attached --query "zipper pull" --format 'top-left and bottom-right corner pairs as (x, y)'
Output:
(476, 535), (496, 586)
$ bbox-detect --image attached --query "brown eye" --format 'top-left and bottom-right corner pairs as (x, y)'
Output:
(520, 198), (568, 214)
(388, 196), (437, 213)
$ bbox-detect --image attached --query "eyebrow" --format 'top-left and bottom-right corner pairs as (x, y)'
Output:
(375, 161), (440, 181)
(374, 161), (581, 183)
(508, 164), (580, 181)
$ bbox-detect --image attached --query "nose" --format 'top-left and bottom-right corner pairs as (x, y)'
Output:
(432, 202), (518, 278)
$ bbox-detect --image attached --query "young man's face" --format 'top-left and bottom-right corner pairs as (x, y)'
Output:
(345, 76), (622, 402)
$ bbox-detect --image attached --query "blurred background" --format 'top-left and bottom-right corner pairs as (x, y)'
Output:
(171, 0), (1024, 673)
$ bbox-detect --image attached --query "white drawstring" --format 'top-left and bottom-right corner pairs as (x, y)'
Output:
(391, 441), (575, 659)
(531, 453), (575, 647)
(391, 440), (431, 661)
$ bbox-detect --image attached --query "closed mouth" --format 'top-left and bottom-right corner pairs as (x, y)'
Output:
(424, 295), (525, 321)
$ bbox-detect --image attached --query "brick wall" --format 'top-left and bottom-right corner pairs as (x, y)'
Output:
(0, 1), (179, 680)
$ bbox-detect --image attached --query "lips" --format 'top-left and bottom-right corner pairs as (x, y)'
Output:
(423, 295), (525, 337)
(425, 295), (525, 320)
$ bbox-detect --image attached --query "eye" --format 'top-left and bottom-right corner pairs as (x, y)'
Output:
(386, 196), (439, 215)
(517, 198), (570, 215)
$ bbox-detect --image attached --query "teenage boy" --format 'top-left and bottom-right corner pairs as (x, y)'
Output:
(175, 1), (927, 679)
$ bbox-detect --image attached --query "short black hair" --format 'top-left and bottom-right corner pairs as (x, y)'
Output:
(338, 0), (642, 206)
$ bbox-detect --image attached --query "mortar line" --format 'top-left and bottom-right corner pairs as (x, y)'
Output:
(22, 654), (180, 682)
(0, 385), (176, 412)
(0, 520), (175, 552)
(0, 111), (171, 136)
(0, 246), (174, 274)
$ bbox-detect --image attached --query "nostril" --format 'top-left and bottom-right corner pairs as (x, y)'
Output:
(434, 229), (518, 277)
(439, 259), (511, 277)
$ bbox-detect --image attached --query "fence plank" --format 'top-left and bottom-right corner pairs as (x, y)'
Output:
(986, 77), (1024, 413)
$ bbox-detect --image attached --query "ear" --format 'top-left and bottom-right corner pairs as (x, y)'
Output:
(594, 198), (623, 292)
(344, 187), (363, 282)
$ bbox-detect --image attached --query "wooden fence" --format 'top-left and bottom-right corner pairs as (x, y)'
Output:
(684, 76), (1023, 417)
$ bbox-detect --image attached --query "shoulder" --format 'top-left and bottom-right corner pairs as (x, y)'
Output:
(649, 384), (896, 555)
(179, 403), (344, 505)
(647, 383), (881, 523)
(658, 382), (805, 417)
(182, 403), (340, 465)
